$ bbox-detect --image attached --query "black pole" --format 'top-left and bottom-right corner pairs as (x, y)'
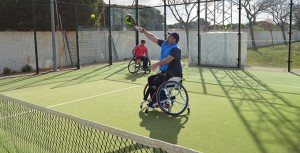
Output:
(197, 0), (201, 66)
(32, 0), (39, 74)
(75, 4), (80, 69)
(135, 0), (139, 46)
(237, 0), (242, 68)
(164, 0), (167, 39)
(288, 0), (293, 72)
(108, 0), (112, 65)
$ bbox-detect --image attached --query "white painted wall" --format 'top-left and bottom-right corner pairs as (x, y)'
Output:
(1, 30), (299, 73)
(0, 32), (55, 74)
(189, 32), (248, 67)
(246, 30), (300, 48)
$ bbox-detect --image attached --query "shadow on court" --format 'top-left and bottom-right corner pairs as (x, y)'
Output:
(124, 73), (148, 82)
(202, 67), (300, 153)
(291, 72), (300, 77)
(0, 70), (75, 92)
(138, 110), (189, 144)
(106, 144), (166, 153)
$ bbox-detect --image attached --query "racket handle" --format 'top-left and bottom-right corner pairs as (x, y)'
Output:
(135, 26), (145, 33)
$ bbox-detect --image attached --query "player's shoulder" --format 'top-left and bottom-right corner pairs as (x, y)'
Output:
(158, 39), (165, 46)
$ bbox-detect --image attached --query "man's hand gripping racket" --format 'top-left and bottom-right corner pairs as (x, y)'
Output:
(124, 14), (144, 32)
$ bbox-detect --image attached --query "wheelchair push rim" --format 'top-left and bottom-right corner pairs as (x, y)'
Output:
(156, 81), (189, 116)
(128, 59), (140, 74)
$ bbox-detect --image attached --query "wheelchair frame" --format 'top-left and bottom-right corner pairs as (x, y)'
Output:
(127, 57), (151, 74)
(141, 77), (190, 116)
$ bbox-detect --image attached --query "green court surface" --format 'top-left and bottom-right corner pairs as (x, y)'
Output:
(0, 62), (299, 153)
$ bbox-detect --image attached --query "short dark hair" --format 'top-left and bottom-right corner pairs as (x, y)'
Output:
(141, 39), (145, 43)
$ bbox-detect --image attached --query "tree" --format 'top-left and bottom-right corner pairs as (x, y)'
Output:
(168, 18), (209, 30)
(163, 0), (199, 55)
(139, 6), (164, 31)
(0, 0), (32, 31)
(0, 0), (104, 31)
(108, 5), (164, 31)
(233, 0), (274, 51)
(267, 0), (289, 45)
(261, 19), (275, 48)
(294, 4), (300, 30)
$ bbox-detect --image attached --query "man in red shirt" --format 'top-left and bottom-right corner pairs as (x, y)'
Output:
(131, 39), (149, 70)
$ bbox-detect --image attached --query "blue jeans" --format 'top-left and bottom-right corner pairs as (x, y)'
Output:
(136, 56), (149, 70)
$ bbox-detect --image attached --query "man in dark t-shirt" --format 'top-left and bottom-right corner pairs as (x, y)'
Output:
(136, 27), (182, 107)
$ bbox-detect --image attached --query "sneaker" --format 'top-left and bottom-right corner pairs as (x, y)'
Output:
(147, 103), (158, 108)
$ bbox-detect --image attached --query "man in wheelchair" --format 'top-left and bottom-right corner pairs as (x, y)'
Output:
(131, 39), (149, 70)
(135, 27), (182, 108)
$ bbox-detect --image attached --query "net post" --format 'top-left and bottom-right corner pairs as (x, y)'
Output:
(135, 0), (139, 46)
(197, 0), (201, 66)
(164, 0), (167, 40)
(288, 0), (294, 72)
(50, 0), (57, 71)
(108, 0), (112, 65)
(237, 0), (242, 69)
(32, 0), (39, 74)
(75, 4), (80, 69)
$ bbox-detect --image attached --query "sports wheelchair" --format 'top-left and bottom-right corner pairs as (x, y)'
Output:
(127, 56), (151, 74)
(140, 77), (190, 116)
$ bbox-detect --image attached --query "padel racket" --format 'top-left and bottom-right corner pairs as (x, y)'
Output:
(124, 14), (137, 28)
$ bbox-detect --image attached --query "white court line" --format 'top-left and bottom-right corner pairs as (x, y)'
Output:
(47, 85), (141, 108)
(184, 75), (300, 89)
(0, 85), (141, 120)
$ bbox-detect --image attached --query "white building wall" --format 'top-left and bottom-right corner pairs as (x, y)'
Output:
(189, 32), (248, 67)
(1, 30), (299, 73)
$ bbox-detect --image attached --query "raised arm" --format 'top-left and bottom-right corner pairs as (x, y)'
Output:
(136, 27), (159, 45)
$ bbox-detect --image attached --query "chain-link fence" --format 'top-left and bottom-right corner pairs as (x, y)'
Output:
(0, 0), (299, 75)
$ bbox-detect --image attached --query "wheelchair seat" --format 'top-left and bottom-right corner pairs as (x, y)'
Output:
(167, 77), (181, 82)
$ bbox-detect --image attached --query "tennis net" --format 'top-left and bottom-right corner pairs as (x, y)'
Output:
(0, 94), (200, 153)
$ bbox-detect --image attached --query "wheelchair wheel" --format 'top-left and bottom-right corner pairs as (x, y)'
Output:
(143, 83), (149, 98)
(140, 83), (149, 109)
(128, 59), (140, 74)
(146, 60), (151, 73)
(156, 81), (189, 116)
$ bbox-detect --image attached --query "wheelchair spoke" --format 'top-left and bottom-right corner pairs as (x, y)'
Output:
(178, 90), (186, 102)
(173, 99), (186, 105)
(157, 81), (189, 115)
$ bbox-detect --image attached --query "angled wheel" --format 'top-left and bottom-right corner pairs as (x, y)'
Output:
(146, 60), (151, 73)
(156, 81), (189, 116)
(128, 59), (140, 74)
(143, 83), (149, 98)
(140, 83), (149, 109)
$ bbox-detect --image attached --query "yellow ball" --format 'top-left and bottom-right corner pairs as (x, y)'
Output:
(91, 14), (95, 19)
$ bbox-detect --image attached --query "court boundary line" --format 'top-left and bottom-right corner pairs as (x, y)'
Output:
(1, 85), (141, 120)
(47, 85), (141, 108)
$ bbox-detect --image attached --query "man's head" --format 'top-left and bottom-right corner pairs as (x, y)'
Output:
(141, 39), (145, 44)
(167, 32), (179, 43)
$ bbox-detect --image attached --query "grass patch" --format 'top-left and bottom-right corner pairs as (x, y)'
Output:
(247, 42), (300, 69)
